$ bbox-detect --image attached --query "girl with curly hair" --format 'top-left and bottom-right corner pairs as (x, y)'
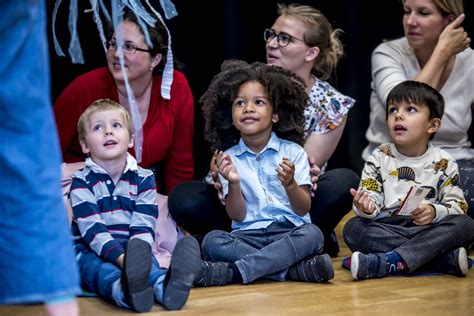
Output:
(193, 60), (334, 287)
(170, 4), (359, 258)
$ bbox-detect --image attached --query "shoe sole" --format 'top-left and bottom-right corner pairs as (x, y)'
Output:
(458, 247), (468, 276)
(351, 252), (361, 281)
(123, 239), (154, 313)
(163, 236), (202, 310)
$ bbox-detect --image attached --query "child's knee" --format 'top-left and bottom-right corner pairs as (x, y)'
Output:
(201, 230), (230, 257)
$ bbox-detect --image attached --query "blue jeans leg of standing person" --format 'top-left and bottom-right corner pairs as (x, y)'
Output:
(0, 0), (80, 304)
(457, 158), (474, 218)
(343, 215), (474, 272)
(202, 221), (324, 284)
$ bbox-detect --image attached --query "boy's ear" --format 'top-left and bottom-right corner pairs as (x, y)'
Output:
(272, 113), (279, 123)
(80, 140), (90, 154)
(128, 134), (135, 148)
(428, 118), (441, 134)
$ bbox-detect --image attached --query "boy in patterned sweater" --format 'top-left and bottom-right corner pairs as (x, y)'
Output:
(344, 81), (474, 280)
(69, 99), (201, 312)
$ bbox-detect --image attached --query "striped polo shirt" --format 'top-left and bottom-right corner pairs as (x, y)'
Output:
(70, 153), (158, 263)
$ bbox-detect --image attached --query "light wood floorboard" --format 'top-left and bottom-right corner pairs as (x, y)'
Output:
(2, 213), (473, 315)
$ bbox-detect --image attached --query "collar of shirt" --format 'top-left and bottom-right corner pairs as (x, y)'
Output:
(234, 132), (280, 157)
(84, 152), (138, 174)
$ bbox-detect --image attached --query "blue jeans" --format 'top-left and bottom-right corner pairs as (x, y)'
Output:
(0, 0), (80, 304)
(202, 221), (324, 284)
(77, 248), (167, 309)
(343, 215), (474, 272)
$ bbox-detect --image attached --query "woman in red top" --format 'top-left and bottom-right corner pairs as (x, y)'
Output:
(54, 9), (194, 268)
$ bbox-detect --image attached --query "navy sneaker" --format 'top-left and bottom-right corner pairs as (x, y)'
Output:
(162, 236), (202, 310)
(194, 260), (233, 287)
(434, 247), (469, 277)
(351, 252), (386, 281)
(122, 238), (154, 313)
(288, 253), (334, 282)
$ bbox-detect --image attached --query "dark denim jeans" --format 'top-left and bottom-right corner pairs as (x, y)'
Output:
(201, 221), (324, 284)
(77, 248), (167, 309)
(343, 215), (474, 272)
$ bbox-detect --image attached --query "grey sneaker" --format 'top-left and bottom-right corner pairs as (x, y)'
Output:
(194, 260), (232, 287)
(351, 252), (386, 281)
(288, 254), (334, 282)
(434, 247), (469, 277)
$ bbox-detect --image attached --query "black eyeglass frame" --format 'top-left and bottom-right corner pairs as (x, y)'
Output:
(105, 39), (152, 54)
(263, 28), (306, 47)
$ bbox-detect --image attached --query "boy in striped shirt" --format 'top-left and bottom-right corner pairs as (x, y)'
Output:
(69, 99), (200, 312)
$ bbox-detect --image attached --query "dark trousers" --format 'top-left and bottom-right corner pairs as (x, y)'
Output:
(169, 168), (359, 242)
(343, 215), (474, 271)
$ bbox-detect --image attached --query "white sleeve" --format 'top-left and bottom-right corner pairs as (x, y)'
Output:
(372, 41), (410, 107)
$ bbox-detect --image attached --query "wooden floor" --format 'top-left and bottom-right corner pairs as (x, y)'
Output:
(2, 214), (474, 316)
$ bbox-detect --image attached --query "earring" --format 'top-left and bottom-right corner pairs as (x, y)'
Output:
(150, 67), (154, 71)
(305, 57), (311, 62)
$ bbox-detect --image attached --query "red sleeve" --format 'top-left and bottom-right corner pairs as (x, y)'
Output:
(164, 71), (195, 193)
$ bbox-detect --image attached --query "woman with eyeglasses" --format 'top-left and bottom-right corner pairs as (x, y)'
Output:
(264, 3), (358, 255)
(53, 8), (194, 268)
(168, 3), (358, 257)
(363, 0), (474, 218)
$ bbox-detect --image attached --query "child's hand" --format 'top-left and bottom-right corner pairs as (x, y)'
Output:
(411, 204), (436, 225)
(350, 188), (376, 214)
(276, 157), (295, 187)
(116, 254), (124, 269)
(210, 150), (226, 205)
(216, 151), (239, 183)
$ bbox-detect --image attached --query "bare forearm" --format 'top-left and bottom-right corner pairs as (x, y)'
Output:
(304, 119), (346, 168)
(225, 182), (247, 221)
(285, 183), (311, 216)
(414, 47), (451, 90)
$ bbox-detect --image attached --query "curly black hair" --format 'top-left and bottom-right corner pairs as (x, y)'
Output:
(201, 60), (308, 151)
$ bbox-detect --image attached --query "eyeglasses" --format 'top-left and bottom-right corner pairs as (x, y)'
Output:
(105, 39), (151, 54)
(263, 28), (306, 47)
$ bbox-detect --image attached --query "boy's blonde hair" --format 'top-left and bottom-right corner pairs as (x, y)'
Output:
(77, 99), (133, 143)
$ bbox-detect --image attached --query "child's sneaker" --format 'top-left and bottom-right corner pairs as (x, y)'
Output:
(351, 251), (386, 281)
(162, 236), (202, 310)
(288, 253), (334, 282)
(434, 247), (468, 276)
(122, 238), (154, 313)
(194, 260), (233, 287)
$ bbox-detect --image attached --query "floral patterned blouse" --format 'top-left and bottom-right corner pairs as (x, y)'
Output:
(304, 76), (355, 138)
